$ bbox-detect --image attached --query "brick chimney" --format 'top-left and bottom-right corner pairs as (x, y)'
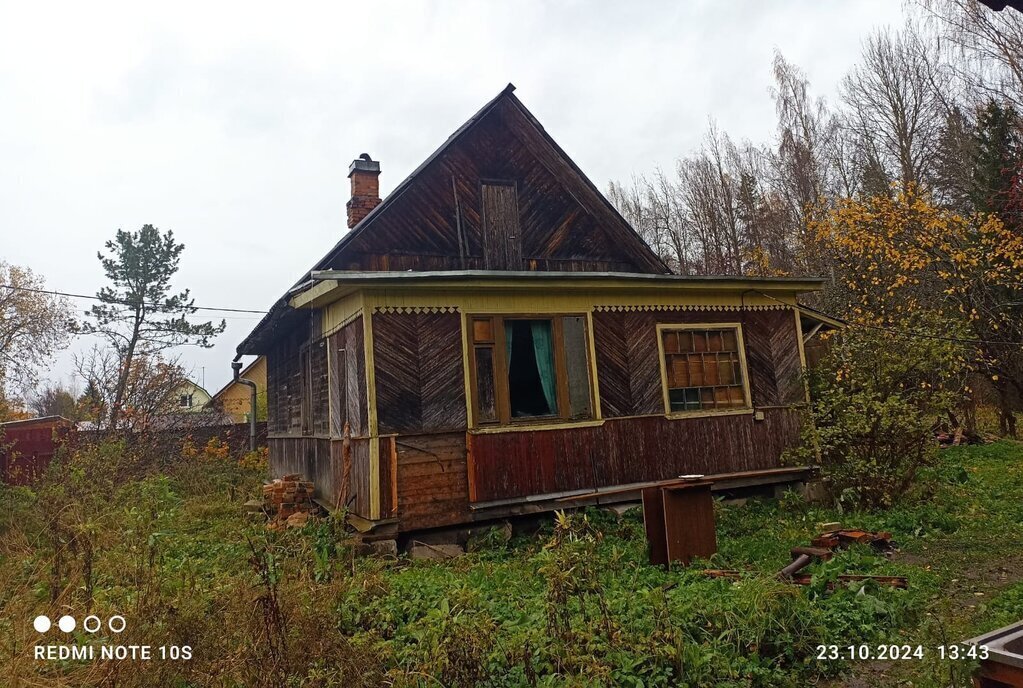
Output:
(347, 154), (381, 228)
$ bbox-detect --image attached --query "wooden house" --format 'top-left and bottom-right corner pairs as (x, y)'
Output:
(237, 85), (831, 536)
(208, 356), (267, 423)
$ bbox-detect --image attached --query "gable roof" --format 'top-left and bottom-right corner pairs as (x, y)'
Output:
(310, 83), (668, 275)
(238, 84), (668, 355)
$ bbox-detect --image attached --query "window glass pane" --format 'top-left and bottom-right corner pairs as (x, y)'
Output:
(475, 346), (497, 422)
(718, 356), (735, 385)
(562, 316), (592, 419)
(670, 356), (688, 388)
(722, 330), (737, 351)
(473, 318), (493, 343)
(704, 354), (720, 385)
(687, 356), (704, 386)
(727, 386), (745, 407)
(661, 327), (747, 413)
(663, 331), (679, 354)
(708, 331), (723, 352)
(506, 319), (556, 418)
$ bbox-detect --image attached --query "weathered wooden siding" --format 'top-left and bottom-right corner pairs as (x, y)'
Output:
(592, 308), (801, 417)
(268, 436), (330, 490)
(266, 328), (304, 435)
(394, 433), (470, 531)
(323, 98), (664, 275)
(326, 316), (368, 437)
(372, 311), (466, 435)
(467, 408), (801, 504)
(267, 314), (370, 517)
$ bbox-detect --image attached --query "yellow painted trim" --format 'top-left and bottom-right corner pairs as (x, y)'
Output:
(794, 308), (811, 404)
(460, 311), (475, 428)
(585, 310), (602, 420)
(298, 274), (822, 302)
(664, 408), (755, 421)
(363, 289), (791, 314)
(655, 322), (753, 416)
(291, 279), (340, 309)
(362, 293), (381, 519)
(320, 294), (363, 339)
(469, 419), (606, 435)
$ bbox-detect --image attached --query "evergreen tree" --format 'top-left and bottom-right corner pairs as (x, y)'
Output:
(82, 225), (225, 429)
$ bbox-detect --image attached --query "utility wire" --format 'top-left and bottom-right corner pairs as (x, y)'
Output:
(0, 283), (268, 315)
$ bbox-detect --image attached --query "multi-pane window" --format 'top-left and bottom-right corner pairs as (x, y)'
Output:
(659, 325), (750, 413)
(469, 314), (593, 426)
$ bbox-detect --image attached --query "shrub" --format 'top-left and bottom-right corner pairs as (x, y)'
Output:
(788, 316), (971, 510)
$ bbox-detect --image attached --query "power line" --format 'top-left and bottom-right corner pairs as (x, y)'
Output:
(0, 283), (267, 315)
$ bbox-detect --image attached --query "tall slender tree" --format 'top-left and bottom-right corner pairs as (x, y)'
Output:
(82, 225), (225, 429)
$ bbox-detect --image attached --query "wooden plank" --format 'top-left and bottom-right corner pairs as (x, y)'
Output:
(466, 409), (802, 503)
(389, 436), (398, 517)
(481, 182), (522, 270)
(642, 487), (668, 567)
(661, 483), (716, 565)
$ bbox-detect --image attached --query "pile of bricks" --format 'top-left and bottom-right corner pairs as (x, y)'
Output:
(262, 474), (317, 520)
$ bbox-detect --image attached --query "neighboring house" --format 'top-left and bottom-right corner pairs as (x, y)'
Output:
(237, 84), (835, 536)
(170, 380), (212, 414)
(207, 356), (267, 423)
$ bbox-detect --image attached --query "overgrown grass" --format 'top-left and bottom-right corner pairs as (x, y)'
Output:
(1, 440), (1020, 687)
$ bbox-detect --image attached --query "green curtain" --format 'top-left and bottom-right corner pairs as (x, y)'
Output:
(530, 320), (557, 414)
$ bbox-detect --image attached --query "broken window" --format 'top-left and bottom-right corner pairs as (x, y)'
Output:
(660, 326), (750, 413)
(469, 314), (593, 426)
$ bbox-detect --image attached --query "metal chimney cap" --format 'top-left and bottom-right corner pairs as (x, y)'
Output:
(349, 155), (380, 175)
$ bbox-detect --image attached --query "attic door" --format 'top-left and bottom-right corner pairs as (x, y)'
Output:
(480, 182), (522, 270)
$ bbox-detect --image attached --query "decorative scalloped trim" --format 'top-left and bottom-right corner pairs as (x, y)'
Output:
(592, 304), (789, 312)
(373, 306), (460, 314)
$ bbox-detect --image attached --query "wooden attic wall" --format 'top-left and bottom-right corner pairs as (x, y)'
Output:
(329, 99), (659, 274)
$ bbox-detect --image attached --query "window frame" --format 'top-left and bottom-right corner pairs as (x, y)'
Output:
(655, 322), (753, 418)
(465, 312), (596, 429)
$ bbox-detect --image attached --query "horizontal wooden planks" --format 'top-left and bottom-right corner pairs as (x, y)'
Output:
(467, 408), (802, 503)
(393, 433), (470, 531)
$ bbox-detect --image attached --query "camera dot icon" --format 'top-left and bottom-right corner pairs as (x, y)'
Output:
(58, 615), (76, 633)
(33, 616), (51, 633)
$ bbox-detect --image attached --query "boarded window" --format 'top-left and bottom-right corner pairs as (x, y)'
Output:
(660, 326), (749, 413)
(469, 314), (593, 426)
(480, 182), (522, 270)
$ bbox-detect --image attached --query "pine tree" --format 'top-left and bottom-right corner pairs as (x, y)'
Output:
(82, 225), (225, 429)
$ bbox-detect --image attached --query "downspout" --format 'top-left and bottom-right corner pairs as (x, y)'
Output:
(231, 357), (258, 453)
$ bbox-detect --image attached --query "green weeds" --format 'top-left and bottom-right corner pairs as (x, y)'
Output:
(1, 440), (1020, 686)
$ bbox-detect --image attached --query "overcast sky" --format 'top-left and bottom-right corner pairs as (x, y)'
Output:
(1, 1), (907, 395)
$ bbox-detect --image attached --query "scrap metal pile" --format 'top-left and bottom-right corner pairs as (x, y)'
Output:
(704, 526), (907, 589)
